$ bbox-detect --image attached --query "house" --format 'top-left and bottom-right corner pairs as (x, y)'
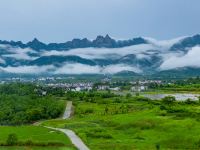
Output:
(41, 91), (47, 96)
(98, 85), (110, 90)
(109, 87), (120, 91)
(131, 85), (148, 92)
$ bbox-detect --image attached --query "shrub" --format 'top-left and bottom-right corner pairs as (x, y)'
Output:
(86, 129), (113, 139)
(126, 93), (132, 98)
(6, 133), (18, 146)
(160, 105), (166, 110)
(166, 106), (186, 113)
(84, 108), (94, 114)
(113, 98), (122, 103)
(24, 139), (33, 146)
(135, 93), (140, 96)
(159, 110), (167, 116)
(135, 96), (150, 102)
(162, 96), (176, 105)
(156, 143), (161, 150)
(115, 119), (157, 130)
(185, 98), (196, 105)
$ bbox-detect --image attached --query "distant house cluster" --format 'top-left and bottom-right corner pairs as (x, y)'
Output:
(47, 82), (93, 92)
(130, 80), (162, 92)
(97, 85), (121, 91)
(131, 85), (148, 92)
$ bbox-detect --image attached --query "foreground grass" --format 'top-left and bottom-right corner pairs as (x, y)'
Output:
(42, 98), (200, 150)
(0, 126), (76, 150)
(0, 146), (74, 150)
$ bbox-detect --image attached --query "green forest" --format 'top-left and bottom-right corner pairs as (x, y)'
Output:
(0, 83), (65, 125)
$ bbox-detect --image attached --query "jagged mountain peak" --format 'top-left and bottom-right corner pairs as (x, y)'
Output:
(0, 34), (200, 76)
(0, 35), (148, 51)
(170, 34), (200, 51)
(30, 38), (41, 43)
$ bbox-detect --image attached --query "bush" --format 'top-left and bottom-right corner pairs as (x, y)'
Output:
(166, 106), (186, 113)
(160, 105), (166, 110)
(126, 93), (132, 98)
(162, 96), (176, 105)
(113, 98), (122, 103)
(24, 139), (33, 146)
(115, 119), (157, 130)
(135, 93), (140, 96)
(86, 129), (113, 139)
(84, 108), (94, 114)
(135, 96), (150, 102)
(159, 110), (167, 116)
(185, 98), (196, 105)
(6, 133), (18, 146)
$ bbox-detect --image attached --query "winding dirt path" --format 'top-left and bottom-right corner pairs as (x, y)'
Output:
(45, 126), (89, 150)
(47, 101), (90, 150)
(63, 101), (73, 119)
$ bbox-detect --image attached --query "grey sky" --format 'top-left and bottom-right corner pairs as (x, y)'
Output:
(0, 0), (199, 42)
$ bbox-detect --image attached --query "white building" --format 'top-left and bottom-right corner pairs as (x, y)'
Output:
(109, 87), (120, 91)
(131, 86), (148, 92)
(98, 85), (110, 90)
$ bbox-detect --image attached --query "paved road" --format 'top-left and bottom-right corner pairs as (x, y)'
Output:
(63, 101), (73, 119)
(45, 126), (89, 150)
(45, 101), (90, 150)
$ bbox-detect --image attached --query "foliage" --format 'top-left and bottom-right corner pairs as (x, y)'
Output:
(0, 83), (65, 125)
(0, 126), (75, 149)
(6, 134), (18, 146)
(162, 96), (176, 105)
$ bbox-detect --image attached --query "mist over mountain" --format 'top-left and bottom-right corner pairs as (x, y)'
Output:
(0, 34), (200, 76)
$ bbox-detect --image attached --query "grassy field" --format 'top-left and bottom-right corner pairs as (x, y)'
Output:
(42, 97), (200, 150)
(0, 126), (76, 150)
(0, 146), (75, 150)
(113, 90), (200, 96)
(141, 90), (200, 94)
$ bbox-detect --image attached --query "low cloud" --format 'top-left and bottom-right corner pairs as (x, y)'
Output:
(54, 63), (101, 74)
(2, 46), (38, 60)
(160, 46), (200, 70)
(0, 63), (141, 74)
(41, 37), (186, 62)
(54, 63), (141, 74)
(0, 58), (5, 64)
(102, 64), (141, 74)
(42, 44), (156, 60)
(0, 65), (54, 74)
(144, 36), (185, 50)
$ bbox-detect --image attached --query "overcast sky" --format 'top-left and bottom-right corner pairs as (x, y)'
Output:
(0, 0), (200, 43)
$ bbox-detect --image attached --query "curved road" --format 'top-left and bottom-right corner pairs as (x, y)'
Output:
(47, 101), (90, 150)
(45, 126), (89, 150)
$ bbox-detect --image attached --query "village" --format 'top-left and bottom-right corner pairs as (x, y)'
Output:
(41, 78), (163, 93)
(0, 76), (165, 95)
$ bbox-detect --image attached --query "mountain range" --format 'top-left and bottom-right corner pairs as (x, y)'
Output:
(0, 34), (200, 77)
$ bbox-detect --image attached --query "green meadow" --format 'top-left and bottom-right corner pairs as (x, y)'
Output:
(1, 83), (200, 149)
(42, 95), (200, 150)
(0, 126), (76, 150)
(0, 147), (75, 150)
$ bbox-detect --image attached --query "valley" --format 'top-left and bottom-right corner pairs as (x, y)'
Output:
(0, 79), (200, 149)
(1, 1), (200, 149)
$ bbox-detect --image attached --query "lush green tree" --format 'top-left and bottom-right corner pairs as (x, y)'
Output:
(0, 84), (65, 125)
